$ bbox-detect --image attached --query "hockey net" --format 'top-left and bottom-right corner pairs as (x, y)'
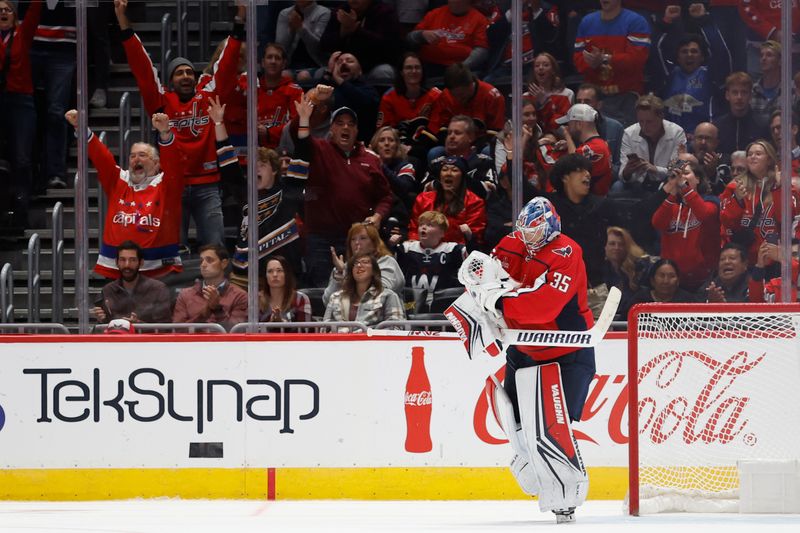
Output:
(627, 303), (800, 515)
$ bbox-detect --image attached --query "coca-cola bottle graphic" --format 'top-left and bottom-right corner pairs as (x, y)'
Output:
(405, 346), (433, 453)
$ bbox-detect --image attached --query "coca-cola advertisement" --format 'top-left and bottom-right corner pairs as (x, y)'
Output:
(405, 346), (433, 453)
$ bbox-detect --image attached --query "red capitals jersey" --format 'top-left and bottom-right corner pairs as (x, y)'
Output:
(198, 71), (247, 137)
(739, 0), (800, 40)
(576, 136), (612, 196)
(408, 190), (487, 245)
(377, 87), (442, 129)
(89, 133), (184, 279)
(415, 6), (489, 66)
(492, 232), (593, 361)
(257, 75), (303, 149)
(535, 88), (573, 134)
(428, 80), (506, 137)
(123, 32), (241, 185)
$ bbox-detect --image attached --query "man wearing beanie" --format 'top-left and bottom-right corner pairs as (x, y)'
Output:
(114, 0), (244, 249)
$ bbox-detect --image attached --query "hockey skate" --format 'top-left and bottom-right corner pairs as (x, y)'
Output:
(553, 507), (575, 524)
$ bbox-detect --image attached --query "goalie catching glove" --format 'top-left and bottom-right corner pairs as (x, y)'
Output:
(458, 251), (519, 319)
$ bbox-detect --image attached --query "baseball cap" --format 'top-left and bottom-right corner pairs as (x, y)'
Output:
(105, 318), (135, 335)
(331, 106), (358, 123)
(555, 103), (598, 125)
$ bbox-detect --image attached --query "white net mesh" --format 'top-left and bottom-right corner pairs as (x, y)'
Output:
(631, 308), (800, 514)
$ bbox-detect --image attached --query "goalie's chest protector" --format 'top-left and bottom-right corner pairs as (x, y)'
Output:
(493, 234), (593, 361)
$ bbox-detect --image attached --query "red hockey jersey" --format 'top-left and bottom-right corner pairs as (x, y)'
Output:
(90, 133), (184, 279)
(257, 75), (303, 149)
(408, 190), (487, 245)
(122, 31), (241, 185)
(576, 136), (612, 196)
(535, 88), (573, 134)
(428, 80), (506, 137)
(0, 0), (41, 95)
(377, 87), (442, 129)
(492, 232), (593, 361)
(719, 180), (800, 265)
(739, 0), (800, 40)
(414, 6), (489, 66)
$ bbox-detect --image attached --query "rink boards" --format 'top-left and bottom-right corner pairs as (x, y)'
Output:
(0, 333), (629, 500)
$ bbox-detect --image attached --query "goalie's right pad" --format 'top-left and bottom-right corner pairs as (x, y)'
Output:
(485, 374), (539, 496)
(515, 364), (588, 513)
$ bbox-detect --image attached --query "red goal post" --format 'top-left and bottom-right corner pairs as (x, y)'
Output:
(627, 303), (800, 515)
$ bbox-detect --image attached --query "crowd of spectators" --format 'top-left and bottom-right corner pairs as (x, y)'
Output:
(2, 0), (800, 331)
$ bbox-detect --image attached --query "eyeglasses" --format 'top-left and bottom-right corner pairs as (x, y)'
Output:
(353, 259), (372, 268)
(0, 7), (14, 13)
(403, 65), (422, 71)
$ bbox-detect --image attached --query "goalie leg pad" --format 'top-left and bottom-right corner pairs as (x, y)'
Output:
(485, 375), (539, 496)
(516, 363), (588, 513)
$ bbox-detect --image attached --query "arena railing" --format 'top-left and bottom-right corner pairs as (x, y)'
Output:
(198, 0), (210, 61)
(373, 320), (454, 332)
(118, 94), (132, 169)
(0, 263), (13, 323)
(92, 323), (228, 334)
(160, 12), (173, 86)
(176, 0), (189, 60)
(27, 233), (41, 323)
(229, 322), (369, 334)
(51, 201), (64, 325)
(0, 323), (70, 335)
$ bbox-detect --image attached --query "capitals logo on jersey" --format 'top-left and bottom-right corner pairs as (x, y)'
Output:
(552, 245), (573, 258)
(578, 144), (604, 164)
(169, 100), (210, 137)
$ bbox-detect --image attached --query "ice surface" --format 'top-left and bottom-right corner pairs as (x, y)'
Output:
(0, 500), (798, 532)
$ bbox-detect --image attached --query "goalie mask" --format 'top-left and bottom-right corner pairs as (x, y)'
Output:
(515, 197), (561, 254)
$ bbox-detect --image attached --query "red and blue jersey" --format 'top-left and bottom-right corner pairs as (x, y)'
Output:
(492, 232), (593, 361)
(573, 9), (650, 95)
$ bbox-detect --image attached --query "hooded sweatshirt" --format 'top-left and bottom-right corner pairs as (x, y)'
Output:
(652, 186), (720, 291)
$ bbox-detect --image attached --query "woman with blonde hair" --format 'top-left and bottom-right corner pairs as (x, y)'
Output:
(370, 125), (417, 212)
(323, 222), (405, 305)
(602, 226), (651, 317)
(526, 52), (573, 134)
(720, 139), (800, 264)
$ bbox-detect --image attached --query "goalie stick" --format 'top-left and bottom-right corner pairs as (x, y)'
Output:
(367, 286), (621, 355)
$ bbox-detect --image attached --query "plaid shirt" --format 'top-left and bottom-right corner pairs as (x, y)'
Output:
(750, 78), (780, 115)
(323, 286), (405, 330)
(259, 292), (312, 323)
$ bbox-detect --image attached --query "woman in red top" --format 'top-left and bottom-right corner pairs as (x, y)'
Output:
(720, 140), (800, 264)
(526, 52), (573, 135)
(651, 159), (720, 291)
(0, 0), (41, 227)
(377, 52), (441, 144)
(407, 155), (486, 246)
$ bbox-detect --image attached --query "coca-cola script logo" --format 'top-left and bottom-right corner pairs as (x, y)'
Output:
(472, 349), (764, 447)
(405, 391), (433, 407)
(473, 367), (627, 445)
(638, 350), (764, 445)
